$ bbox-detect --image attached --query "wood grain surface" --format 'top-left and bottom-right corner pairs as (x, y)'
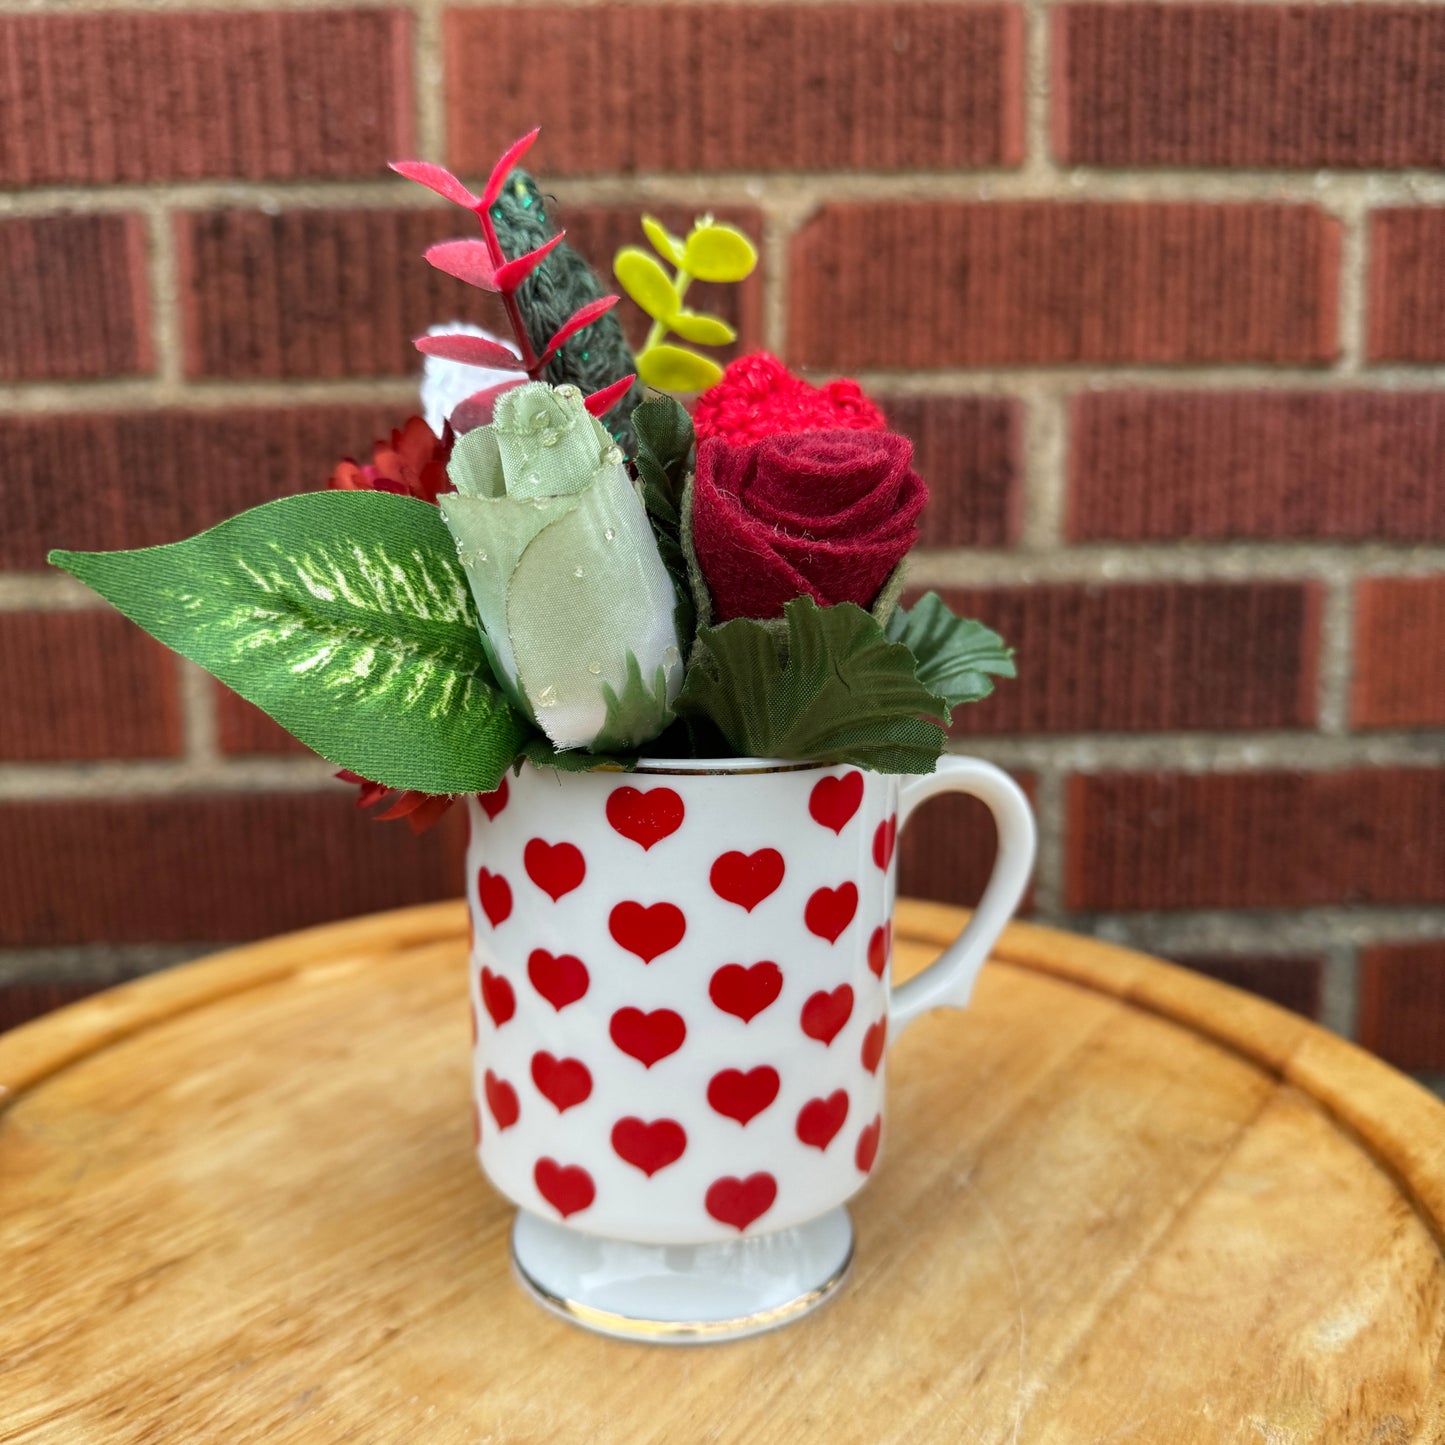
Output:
(2, 901), (1443, 1444)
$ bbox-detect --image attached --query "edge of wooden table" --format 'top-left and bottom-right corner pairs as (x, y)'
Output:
(3, 898), (1443, 1251)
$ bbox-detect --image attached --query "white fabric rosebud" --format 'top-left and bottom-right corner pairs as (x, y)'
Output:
(439, 382), (683, 751)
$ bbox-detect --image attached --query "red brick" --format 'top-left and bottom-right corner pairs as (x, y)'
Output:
(1068, 391), (1445, 542)
(216, 689), (310, 756)
(0, 611), (182, 762)
(0, 214), (151, 382)
(1173, 955), (1323, 1020)
(1368, 210), (1445, 362)
(0, 982), (110, 1034)
(0, 11), (412, 186)
(177, 203), (761, 380)
(3, 405), (402, 572)
(935, 583), (1320, 734)
(1351, 576), (1445, 729)
(1054, 6), (1445, 169)
(1066, 769), (1445, 912)
(0, 792), (467, 946)
(1357, 942), (1445, 1072)
(880, 396), (1021, 547)
(445, 4), (1023, 176)
(898, 773), (1037, 913)
(789, 203), (1340, 369)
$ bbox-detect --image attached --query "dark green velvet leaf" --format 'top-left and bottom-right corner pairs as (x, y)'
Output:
(675, 596), (947, 772)
(50, 491), (527, 795)
(632, 394), (698, 648)
(886, 592), (1015, 715)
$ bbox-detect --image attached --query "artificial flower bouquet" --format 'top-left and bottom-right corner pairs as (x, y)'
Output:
(50, 132), (1014, 813)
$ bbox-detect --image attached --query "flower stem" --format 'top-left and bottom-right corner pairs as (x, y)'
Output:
(645, 268), (693, 353)
(476, 203), (542, 375)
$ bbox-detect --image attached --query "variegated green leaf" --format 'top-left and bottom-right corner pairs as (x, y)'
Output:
(50, 491), (527, 794)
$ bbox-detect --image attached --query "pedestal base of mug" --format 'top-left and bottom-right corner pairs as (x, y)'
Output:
(510, 1206), (854, 1344)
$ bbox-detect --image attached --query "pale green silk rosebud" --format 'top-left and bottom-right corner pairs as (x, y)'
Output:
(438, 382), (683, 751)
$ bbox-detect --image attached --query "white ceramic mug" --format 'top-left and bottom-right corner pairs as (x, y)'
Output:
(465, 754), (1035, 1341)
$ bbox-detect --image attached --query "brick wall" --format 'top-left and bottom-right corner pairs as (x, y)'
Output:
(2, 0), (1442, 1083)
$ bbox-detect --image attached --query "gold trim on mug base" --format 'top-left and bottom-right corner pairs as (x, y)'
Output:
(511, 1242), (854, 1344)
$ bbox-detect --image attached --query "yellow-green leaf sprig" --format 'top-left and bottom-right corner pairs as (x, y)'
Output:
(614, 215), (757, 394)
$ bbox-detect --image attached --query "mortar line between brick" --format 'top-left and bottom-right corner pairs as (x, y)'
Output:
(19, 366), (1445, 417)
(7, 543), (1445, 611)
(177, 659), (219, 766)
(1027, 765), (1065, 919)
(1085, 908), (1445, 958)
(142, 202), (182, 388)
(1022, 0), (1052, 178)
(12, 171), (1445, 216)
(1019, 386), (1065, 549)
(1334, 192), (1368, 376)
(411, 0), (444, 162)
(1316, 578), (1354, 737)
(1320, 942), (1360, 1039)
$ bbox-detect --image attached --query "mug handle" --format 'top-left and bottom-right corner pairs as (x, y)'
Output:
(889, 757), (1037, 1031)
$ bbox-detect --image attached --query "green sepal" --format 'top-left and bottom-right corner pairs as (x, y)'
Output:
(516, 735), (638, 775)
(49, 491), (527, 795)
(675, 596), (948, 773)
(593, 652), (675, 754)
(885, 592), (1016, 718)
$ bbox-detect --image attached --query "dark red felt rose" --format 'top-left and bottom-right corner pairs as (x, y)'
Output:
(691, 429), (927, 623)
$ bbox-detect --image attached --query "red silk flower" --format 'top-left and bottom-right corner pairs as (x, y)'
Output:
(329, 415), (454, 505)
(693, 353), (886, 445)
(691, 429), (927, 623)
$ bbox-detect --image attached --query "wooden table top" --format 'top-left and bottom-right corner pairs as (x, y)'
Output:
(3, 900), (1443, 1444)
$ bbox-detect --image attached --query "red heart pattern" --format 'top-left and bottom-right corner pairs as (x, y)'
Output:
(805, 882), (858, 943)
(709, 961), (783, 1023)
(609, 901), (686, 963)
(535, 1158), (595, 1218)
(527, 948), (589, 1011)
(868, 923), (891, 978)
(610, 1007), (686, 1067)
(855, 1116), (882, 1173)
(469, 767), (912, 1241)
(706, 1172), (778, 1232)
(796, 1090), (849, 1151)
(872, 815), (897, 871)
(524, 838), (586, 901)
(484, 1070), (519, 1130)
(479, 967), (515, 1027)
(707, 1066), (780, 1126)
(531, 1051), (592, 1112)
(709, 849), (785, 912)
(611, 1117), (687, 1176)
(477, 776), (509, 820)
(477, 868), (512, 928)
(861, 1017), (888, 1074)
(809, 771), (863, 834)
(606, 786), (685, 850)
(800, 984), (854, 1045)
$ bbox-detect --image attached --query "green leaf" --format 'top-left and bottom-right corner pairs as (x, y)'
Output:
(641, 215), (686, 267)
(50, 492), (527, 794)
(517, 734), (637, 775)
(637, 344), (724, 393)
(675, 596), (947, 773)
(632, 396), (698, 649)
(682, 222), (758, 283)
(615, 246), (679, 321)
(886, 592), (1016, 715)
(593, 651), (675, 754)
(667, 309), (737, 346)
